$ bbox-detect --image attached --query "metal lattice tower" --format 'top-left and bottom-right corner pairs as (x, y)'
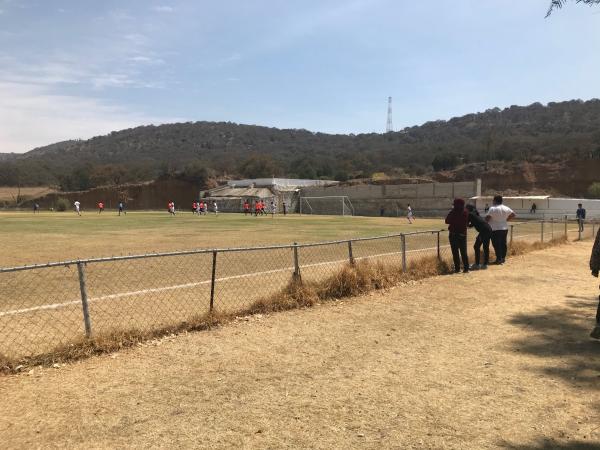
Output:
(386, 96), (393, 133)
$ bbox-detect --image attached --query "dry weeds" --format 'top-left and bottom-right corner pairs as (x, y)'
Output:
(0, 236), (570, 375)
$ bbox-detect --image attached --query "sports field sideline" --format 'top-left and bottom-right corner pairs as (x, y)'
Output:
(0, 211), (446, 267)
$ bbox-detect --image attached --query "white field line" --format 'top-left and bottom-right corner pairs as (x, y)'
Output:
(0, 245), (447, 318)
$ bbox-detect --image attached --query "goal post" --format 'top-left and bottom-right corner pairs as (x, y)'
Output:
(299, 196), (355, 216)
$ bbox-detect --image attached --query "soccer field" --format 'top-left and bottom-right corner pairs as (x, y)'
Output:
(0, 211), (445, 267)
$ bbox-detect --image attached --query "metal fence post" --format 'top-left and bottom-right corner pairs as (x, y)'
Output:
(551, 218), (554, 240)
(293, 242), (301, 280)
(564, 215), (568, 240)
(76, 261), (92, 338)
(401, 234), (407, 272)
(436, 231), (441, 261)
(209, 250), (217, 311)
(541, 221), (544, 243)
(347, 240), (355, 265)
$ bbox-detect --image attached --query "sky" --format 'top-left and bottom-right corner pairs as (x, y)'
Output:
(0, 0), (599, 153)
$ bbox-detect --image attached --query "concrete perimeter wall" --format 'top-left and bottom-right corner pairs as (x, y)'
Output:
(300, 180), (481, 217)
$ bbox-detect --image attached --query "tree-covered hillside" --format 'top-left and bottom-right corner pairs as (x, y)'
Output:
(2, 99), (600, 190)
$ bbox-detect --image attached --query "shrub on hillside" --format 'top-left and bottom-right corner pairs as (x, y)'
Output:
(55, 197), (70, 212)
(588, 182), (600, 199)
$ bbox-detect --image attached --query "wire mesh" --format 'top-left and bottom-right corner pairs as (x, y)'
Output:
(1, 219), (597, 361)
(0, 264), (82, 359)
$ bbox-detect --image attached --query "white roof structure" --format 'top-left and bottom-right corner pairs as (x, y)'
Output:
(227, 178), (338, 190)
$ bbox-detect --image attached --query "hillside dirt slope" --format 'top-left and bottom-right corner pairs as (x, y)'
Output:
(1, 243), (599, 449)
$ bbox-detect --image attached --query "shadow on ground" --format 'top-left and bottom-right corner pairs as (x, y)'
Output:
(507, 294), (600, 390)
(501, 439), (600, 449)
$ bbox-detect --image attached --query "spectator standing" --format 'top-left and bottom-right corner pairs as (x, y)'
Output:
(33, 203), (40, 214)
(445, 198), (470, 273)
(466, 204), (492, 270)
(590, 227), (600, 339)
(118, 201), (126, 216)
(486, 195), (516, 265)
(576, 203), (586, 232)
(282, 201), (287, 216)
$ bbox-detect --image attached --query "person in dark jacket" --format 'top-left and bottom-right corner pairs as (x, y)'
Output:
(445, 198), (469, 273)
(590, 227), (600, 339)
(466, 204), (492, 270)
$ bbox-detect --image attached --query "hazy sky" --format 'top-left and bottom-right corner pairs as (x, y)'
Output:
(0, 0), (599, 153)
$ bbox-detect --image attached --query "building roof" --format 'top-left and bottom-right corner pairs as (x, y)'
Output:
(470, 195), (550, 200)
(207, 186), (275, 198)
(227, 178), (338, 189)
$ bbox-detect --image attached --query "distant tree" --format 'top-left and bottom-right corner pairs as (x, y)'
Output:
(238, 153), (280, 178)
(181, 160), (210, 186)
(546, 0), (600, 17)
(588, 182), (600, 198)
(431, 153), (460, 171)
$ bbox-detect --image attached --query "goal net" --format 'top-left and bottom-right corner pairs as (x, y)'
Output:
(299, 196), (355, 216)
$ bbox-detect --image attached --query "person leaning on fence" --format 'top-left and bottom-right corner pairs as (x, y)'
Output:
(577, 203), (586, 232)
(486, 195), (515, 265)
(445, 198), (470, 274)
(466, 204), (492, 270)
(590, 226), (600, 339)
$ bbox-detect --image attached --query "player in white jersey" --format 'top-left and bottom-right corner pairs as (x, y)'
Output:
(74, 200), (81, 216)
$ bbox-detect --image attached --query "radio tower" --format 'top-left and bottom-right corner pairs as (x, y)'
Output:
(386, 96), (393, 133)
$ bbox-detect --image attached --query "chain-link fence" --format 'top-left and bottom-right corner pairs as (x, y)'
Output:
(1, 219), (597, 360)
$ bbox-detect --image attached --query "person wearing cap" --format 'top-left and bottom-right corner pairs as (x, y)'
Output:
(445, 198), (470, 273)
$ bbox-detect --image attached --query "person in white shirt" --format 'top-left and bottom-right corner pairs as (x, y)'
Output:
(74, 200), (81, 216)
(212, 201), (218, 215)
(485, 195), (516, 265)
(407, 204), (414, 224)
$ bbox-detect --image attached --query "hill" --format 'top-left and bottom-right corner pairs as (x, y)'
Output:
(1, 99), (600, 194)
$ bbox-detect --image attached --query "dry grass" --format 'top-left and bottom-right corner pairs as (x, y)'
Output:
(0, 236), (567, 375)
(509, 235), (568, 256)
(0, 186), (55, 203)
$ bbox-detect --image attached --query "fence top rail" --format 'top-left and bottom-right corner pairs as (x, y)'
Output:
(0, 219), (587, 273)
(0, 228), (447, 273)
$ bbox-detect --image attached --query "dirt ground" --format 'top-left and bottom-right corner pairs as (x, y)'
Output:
(1, 242), (599, 449)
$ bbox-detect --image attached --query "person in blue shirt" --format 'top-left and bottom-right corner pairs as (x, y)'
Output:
(576, 203), (586, 232)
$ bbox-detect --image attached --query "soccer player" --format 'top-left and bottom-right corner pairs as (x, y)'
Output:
(33, 203), (40, 214)
(98, 201), (104, 214)
(466, 204), (492, 270)
(407, 204), (414, 224)
(74, 200), (81, 216)
(577, 203), (586, 233)
(270, 200), (276, 218)
(196, 201), (201, 215)
(590, 226), (600, 339)
(212, 200), (218, 215)
(199, 200), (205, 215)
(192, 201), (197, 214)
(118, 201), (126, 216)
(243, 200), (250, 216)
(485, 195), (516, 265)
(445, 198), (469, 273)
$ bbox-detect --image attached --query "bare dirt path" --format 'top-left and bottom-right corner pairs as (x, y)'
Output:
(1, 242), (599, 449)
